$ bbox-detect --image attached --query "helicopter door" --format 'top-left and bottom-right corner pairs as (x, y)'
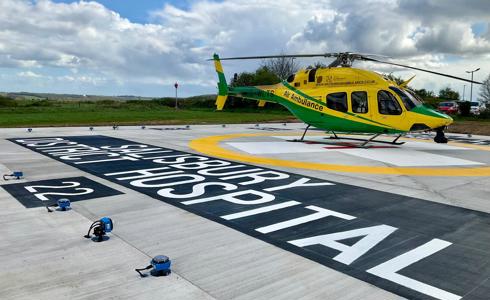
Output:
(374, 90), (405, 131)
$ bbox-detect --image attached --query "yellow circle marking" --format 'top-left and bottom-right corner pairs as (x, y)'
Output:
(190, 133), (490, 177)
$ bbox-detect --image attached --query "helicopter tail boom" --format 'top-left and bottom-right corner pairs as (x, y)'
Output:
(213, 53), (229, 110)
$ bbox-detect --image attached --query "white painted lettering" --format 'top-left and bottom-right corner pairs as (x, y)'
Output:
(257, 205), (354, 234)
(158, 182), (237, 199)
(264, 177), (335, 192)
(197, 165), (262, 176)
(367, 239), (459, 300)
(182, 189), (275, 206)
(172, 160), (231, 170)
(75, 156), (139, 164)
(105, 167), (181, 180)
(289, 224), (397, 265)
(131, 174), (205, 188)
(220, 170), (289, 185)
(222, 201), (301, 220)
(153, 155), (204, 164)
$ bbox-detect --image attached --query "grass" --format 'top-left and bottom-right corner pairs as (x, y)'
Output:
(0, 98), (295, 127)
(452, 115), (490, 122)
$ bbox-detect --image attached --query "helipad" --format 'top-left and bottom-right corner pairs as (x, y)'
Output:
(1, 123), (490, 300)
(190, 132), (490, 176)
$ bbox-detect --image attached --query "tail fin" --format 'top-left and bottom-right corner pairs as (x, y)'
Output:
(213, 53), (228, 110)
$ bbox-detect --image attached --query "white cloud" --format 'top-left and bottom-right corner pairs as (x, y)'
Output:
(17, 71), (43, 78)
(0, 0), (489, 98)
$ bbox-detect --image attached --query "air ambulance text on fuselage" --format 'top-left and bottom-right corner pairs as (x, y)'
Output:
(283, 90), (324, 112)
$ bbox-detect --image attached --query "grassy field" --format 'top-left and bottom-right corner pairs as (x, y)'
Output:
(0, 98), (295, 127)
(2, 96), (490, 135)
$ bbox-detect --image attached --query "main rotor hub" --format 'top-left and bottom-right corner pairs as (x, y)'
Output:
(339, 53), (354, 67)
(328, 52), (359, 68)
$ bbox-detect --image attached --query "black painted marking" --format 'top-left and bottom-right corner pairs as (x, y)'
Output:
(248, 127), (292, 131)
(1, 176), (123, 208)
(149, 127), (190, 131)
(8, 135), (490, 300)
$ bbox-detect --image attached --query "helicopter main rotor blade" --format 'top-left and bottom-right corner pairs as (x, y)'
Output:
(208, 53), (337, 61)
(362, 57), (483, 85)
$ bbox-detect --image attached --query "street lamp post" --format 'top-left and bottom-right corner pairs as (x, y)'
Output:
(174, 82), (179, 109)
(462, 85), (466, 101)
(466, 68), (480, 102)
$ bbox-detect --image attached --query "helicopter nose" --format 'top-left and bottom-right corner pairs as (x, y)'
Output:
(438, 114), (453, 128)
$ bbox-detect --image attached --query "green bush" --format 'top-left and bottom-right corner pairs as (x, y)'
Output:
(0, 97), (16, 107)
(27, 99), (53, 107)
(458, 101), (471, 116)
(478, 108), (490, 119)
(152, 98), (176, 107)
(97, 99), (117, 105)
(421, 97), (440, 108)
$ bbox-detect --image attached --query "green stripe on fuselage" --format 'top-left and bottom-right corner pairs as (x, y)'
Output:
(411, 106), (451, 119)
(282, 81), (394, 129)
(229, 85), (401, 133)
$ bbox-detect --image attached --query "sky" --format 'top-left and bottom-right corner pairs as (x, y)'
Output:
(0, 0), (490, 99)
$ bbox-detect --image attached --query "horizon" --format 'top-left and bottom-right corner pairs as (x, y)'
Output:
(0, 0), (489, 100)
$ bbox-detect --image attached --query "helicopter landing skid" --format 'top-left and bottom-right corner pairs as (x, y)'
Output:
(327, 134), (405, 146)
(289, 133), (405, 148)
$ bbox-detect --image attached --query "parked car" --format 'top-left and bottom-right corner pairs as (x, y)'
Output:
(470, 101), (481, 115)
(438, 101), (459, 114)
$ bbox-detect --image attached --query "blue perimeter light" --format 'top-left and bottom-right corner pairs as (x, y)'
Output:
(57, 198), (71, 211)
(84, 217), (113, 242)
(100, 217), (113, 233)
(152, 255), (171, 273)
(135, 255), (171, 277)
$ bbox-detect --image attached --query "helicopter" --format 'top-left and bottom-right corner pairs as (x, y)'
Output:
(211, 52), (482, 146)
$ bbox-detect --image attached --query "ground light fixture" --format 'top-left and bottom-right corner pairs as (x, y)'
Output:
(135, 255), (172, 277)
(46, 198), (71, 212)
(3, 171), (23, 180)
(84, 217), (113, 242)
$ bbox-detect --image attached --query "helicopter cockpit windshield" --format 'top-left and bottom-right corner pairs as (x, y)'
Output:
(406, 89), (424, 105)
(389, 86), (422, 110)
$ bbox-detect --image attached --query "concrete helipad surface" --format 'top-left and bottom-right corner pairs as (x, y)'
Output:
(1, 123), (490, 300)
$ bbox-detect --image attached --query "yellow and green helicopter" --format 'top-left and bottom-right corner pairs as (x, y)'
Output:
(211, 52), (482, 146)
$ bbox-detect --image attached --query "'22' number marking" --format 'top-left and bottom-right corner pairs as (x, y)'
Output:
(24, 181), (94, 201)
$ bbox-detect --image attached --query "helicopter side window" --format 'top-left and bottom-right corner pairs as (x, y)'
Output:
(294, 82), (300, 87)
(378, 90), (402, 115)
(351, 91), (368, 113)
(308, 69), (317, 82)
(317, 76), (323, 84)
(389, 87), (416, 110)
(287, 74), (295, 83)
(327, 92), (348, 112)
